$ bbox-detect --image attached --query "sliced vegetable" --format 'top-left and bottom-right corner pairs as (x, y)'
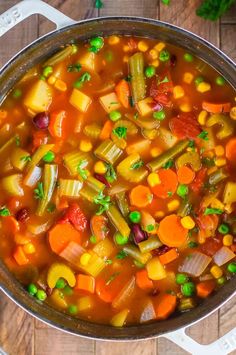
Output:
(90, 215), (109, 241)
(1, 174), (24, 196)
(129, 52), (146, 103)
(44, 45), (74, 66)
(123, 245), (152, 264)
(213, 246), (235, 266)
(59, 241), (85, 265)
(48, 223), (81, 254)
(24, 80), (52, 113)
(202, 101), (231, 113)
(58, 179), (82, 197)
(36, 164), (58, 216)
(112, 276), (136, 309)
(136, 269), (153, 290)
(138, 236), (162, 254)
(159, 248), (179, 265)
(80, 176), (105, 202)
(117, 154), (148, 183)
(129, 185), (152, 208)
(48, 110), (66, 138)
(93, 238), (115, 258)
(106, 204), (130, 238)
(116, 191), (130, 217)
(75, 274), (95, 294)
(206, 114), (234, 139)
(196, 280), (216, 298)
(115, 79), (130, 108)
(146, 256), (167, 280)
(111, 309), (129, 327)
(154, 293), (177, 320)
(63, 150), (92, 176)
(47, 262), (76, 288)
(179, 252), (212, 276)
(176, 151), (201, 172)
(99, 120), (113, 140)
(69, 88), (92, 113)
(158, 214), (188, 247)
(151, 169), (178, 199)
(95, 139), (123, 164)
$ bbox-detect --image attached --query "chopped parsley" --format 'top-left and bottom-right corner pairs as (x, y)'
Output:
(105, 259), (113, 265)
(204, 207), (223, 215)
(20, 155), (32, 162)
(0, 207), (10, 217)
(188, 241), (198, 248)
(188, 140), (195, 148)
(131, 160), (144, 170)
(47, 203), (56, 213)
(106, 272), (120, 285)
(198, 131), (209, 141)
(116, 250), (128, 259)
(158, 75), (169, 85)
(125, 74), (132, 82)
(167, 191), (173, 197)
(73, 72), (91, 89)
(90, 235), (97, 244)
(94, 191), (111, 215)
(162, 159), (174, 169)
(15, 136), (20, 146)
(77, 160), (88, 180)
(112, 126), (127, 139)
(105, 163), (117, 183)
(67, 63), (82, 72)
(146, 224), (155, 232)
(34, 182), (44, 200)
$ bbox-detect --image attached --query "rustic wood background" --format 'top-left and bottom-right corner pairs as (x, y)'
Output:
(0, 1), (235, 354)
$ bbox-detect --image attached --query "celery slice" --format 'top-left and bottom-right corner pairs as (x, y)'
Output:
(117, 153), (148, 183)
(10, 147), (31, 171)
(36, 164), (58, 216)
(94, 139), (123, 164)
(1, 174), (24, 196)
(25, 144), (54, 173)
(59, 179), (82, 197)
(106, 204), (130, 238)
(63, 150), (92, 176)
(80, 176), (105, 202)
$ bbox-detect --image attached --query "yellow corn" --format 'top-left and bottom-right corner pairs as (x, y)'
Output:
(215, 145), (224, 157)
(167, 199), (180, 212)
(151, 59), (160, 68)
(147, 173), (161, 187)
(154, 42), (165, 52)
(181, 216), (195, 230)
(173, 85), (185, 99)
(123, 55), (129, 63)
(48, 75), (56, 85)
(155, 211), (165, 218)
(230, 106), (236, 120)
(54, 79), (67, 92)
(223, 234), (233, 247)
(215, 158), (226, 167)
(108, 35), (120, 45)
(179, 102), (192, 112)
(80, 139), (92, 152)
(123, 45), (130, 52)
(207, 166), (218, 175)
(23, 243), (36, 254)
(149, 49), (158, 60)
(150, 147), (162, 158)
(80, 253), (92, 266)
(197, 82), (211, 93)
(198, 110), (208, 125)
(137, 40), (149, 52)
(210, 198), (224, 210)
(94, 161), (107, 175)
(183, 72), (194, 84)
(210, 265), (223, 279)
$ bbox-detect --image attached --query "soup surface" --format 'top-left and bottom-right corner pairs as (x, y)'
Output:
(0, 35), (236, 326)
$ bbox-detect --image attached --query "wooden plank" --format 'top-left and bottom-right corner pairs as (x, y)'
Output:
(219, 297), (236, 355)
(159, 0), (220, 47)
(100, 0), (159, 18)
(95, 339), (156, 355)
(220, 25), (236, 62)
(0, 0), (38, 67)
(221, 2), (236, 24)
(35, 327), (95, 355)
(0, 291), (34, 355)
(187, 311), (219, 344)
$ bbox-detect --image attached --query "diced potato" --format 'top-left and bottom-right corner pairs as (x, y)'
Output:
(111, 308), (129, 327)
(69, 88), (92, 113)
(223, 182), (236, 205)
(24, 80), (52, 113)
(159, 128), (178, 148)
(99, 92), (121, 113)
(146, 257), (167, 280)
(50, 289), (68, 309)
(93, 238), (115, 258)
(136, 97), (153, 116)
(79, 52), (96, 72)
(77, 296), (94, 312)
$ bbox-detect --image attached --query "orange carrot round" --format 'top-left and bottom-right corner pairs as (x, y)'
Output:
(151, 169), (178, 199)
(155, 293), (177, 320)
(158, 214), (188, 247)
(226, 138), (236, 164)
(48, 223), (81, 254)
(99, 120), (113, 140)
(177, 165), (195, 184)
(129, 185), (153, 208)
(202, 101), (231, 113)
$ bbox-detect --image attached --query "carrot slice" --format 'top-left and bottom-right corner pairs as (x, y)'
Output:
(99, 120), (113, 140)
(177, 166), (195, 185)
(3, 216), (20, 234)
(96, 275), (123, 303)
(196, 280), (216, 298)
(48, 223), (81, 254)
(135, 269), (153, 290)
(226, 138), (236, 164)
(129, 185), (153, 208)
(90, 215), (109, 241)
(115, 79), (130, 108)
(75, 274), (95, 294)
(202, 101), (231, 113)
(155, 293), (177, 320)
(151, 169), (178, 199)
(13, 246), (29, 266)
(158, 214), (188, 247)
(49, 110), (66, 138)
(159, 248), (179, 265)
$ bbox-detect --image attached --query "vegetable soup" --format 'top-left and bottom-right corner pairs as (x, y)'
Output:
(0, 35), (235, 327)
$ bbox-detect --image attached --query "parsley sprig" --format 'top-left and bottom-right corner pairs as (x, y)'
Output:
(77, 160), (88, 180)
(131, 160), (144, 170)
(105, 163), (117, 183)
(34, 182), (44, 200)
(112, 126), (127, 139)
(94, 191), (111, 215)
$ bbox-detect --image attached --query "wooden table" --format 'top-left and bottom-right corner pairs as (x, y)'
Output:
(0, 1), (235, 354)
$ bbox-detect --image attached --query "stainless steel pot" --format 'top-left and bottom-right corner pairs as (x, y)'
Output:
(0, 1), (236, 353)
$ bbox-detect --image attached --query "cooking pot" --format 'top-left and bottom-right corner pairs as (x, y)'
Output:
(0, 1), (236, 353)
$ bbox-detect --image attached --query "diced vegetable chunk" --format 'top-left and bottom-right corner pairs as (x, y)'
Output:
(69, 88), (92, 112)
(24, 80), (52, 112)
(99, 92), (121, 113)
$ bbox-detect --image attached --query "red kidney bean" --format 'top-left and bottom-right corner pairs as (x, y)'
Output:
(132, 224), (148, 244)
(94, 173), (110, 187)
(153, 244), (171, 256)
(33, 112), (49, 130)
(15, 208), (29, 222)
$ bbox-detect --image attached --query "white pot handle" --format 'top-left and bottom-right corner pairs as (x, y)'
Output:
(162, 326), (236, 354)
(0, 0), (76, 38)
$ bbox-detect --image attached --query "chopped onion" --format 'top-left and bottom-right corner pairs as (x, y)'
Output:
(179, 252), (212, 277)
(199, 273), (214, 282)
(152, 102), (163, 112)
(132, 224), (148, 244)
(27, 219), (52, 235)
(24, 166), (42, 187)
(140, 299), (156, 323)
(94, 173), (110, 187)
(112, 276), (135, 309)
(213, 246), (235, 266)
(59, 241), (85, 266)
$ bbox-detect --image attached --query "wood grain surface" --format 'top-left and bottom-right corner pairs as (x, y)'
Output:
(0, 1), (235, 354)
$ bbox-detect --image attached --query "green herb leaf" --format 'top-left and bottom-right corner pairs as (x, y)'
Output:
(130, 160), (144, 170)
(94, 191), (111, 215)
(125, 75), (132, 82)
(34, 182), (44, 200)
(146, 224), (155, 232)
(188, 241), (198, 248)
(105, 259), (113, 265)
(158, 75), (169, 85)
(0, 207), (11, 217)
(198, 131), (209, 141)
(116, 250), (128, 259)
(204, 207), (223, 215)
(167, 191), (173, 197)
(112, 126), (127, 139)
(162, 159), (174, 169)
(106, 272), (120, 285)
(67, 63), (82, 72)
(47, 203), (56, 213)
(188, 140), (195, 148)
(90, 235), (97, 244)
(105, 163), (117, 183)
(15, 136), (20, 147)
(74, 72), (91, 88)
(20, 155), (32, 162)
(95, 0), (104, 9)
(196, 0), (235, 21)
(77, 159), (88, 180)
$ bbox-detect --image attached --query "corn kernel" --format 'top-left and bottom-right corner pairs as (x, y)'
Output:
(207, 166), (218, 175)
(54, 79), (67, 92)
(147, 173), (161, 187)
(154, 42), (165, 52)
(181, 216), (195, 230)
(94, 161), (107, 175)
(215, 158), (226, 167)
(150, 147), (162, 158)
(230, 106), (236, 120)
(173, 85), (185, 99)
(123, 55), (129, 63)
(151, 59), (160, 68)
(48, 75), (56, 85)
(123, 45), (130, 52)
(155, 211), (165, 218)
(108, 35), (120, 45)
(183, 72), (194, 84)
(215, 145), (225, 157)
(23, 243), (35, 254)
(79, 139), (92, 152)
(198, 110), (208, 125)
(80, 253), (91, 266)
(210, 265), (223, 279)
(179, 102), (192, 112)
(167, 199), (180, 212)
(197, 82), (211, 93)
(210, 198), (224, 211)
(223, 234), (233, 247)
(138, 40), (149, 52)
(149, 49), (158, 60)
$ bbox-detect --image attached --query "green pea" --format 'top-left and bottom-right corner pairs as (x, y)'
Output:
(153, 110), (165, 120)
(12, 89), (22, 99)
(109, 110), (121, 121)
(215, 76), (226, 86)
(227, 262), (236, 273)
(145, 65), (156, 78)
(36, 289), (47, 301)
(68, 305), (78, 315)
(159, 50), (170, 62)
(218, 223), (229, 234)
(90, 235), (97, 244)
(184, 53), (194, 62)
(27, 283), (38, 296)
(217, 276), (226, 285)
(194, 76), (204, 86)
(90, 37), (104, 49)
(43, 66), (53, 78)
(129, 211), (141, 223)
(55, 278), (66, 289)
(114, 232), (129, 246)
(43, 151), (55, 163)
(181, 282), (195, 296)
(63, 285), (73, 296)
(177, 184), (188, 198)
(175, 273), (189, 285)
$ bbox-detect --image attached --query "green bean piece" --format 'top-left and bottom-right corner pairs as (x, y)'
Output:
(116, 191), (130, 217)
(129, 52), (146, 103)
(208, 168), (228, 185)
(36, 164), (58, 216)
(138, 236), (162, 254)
(123, 244), (152, 264)
(106, 204), (130, 238)
(177, 199), (192, 217)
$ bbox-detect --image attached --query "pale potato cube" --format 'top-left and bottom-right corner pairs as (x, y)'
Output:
(99, 92), (121, 113)
(69, 88), (92, 113)
(159, 128), (178, 148)
(77, 296), (94, 312)
(24, 80), (52, 113)
(136, 97), (153, 116)
(79, 52), (96, 72)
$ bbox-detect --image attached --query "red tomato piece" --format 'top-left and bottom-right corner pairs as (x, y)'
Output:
(169, 112), (201, 139)
(190, 168), (207, 193)
(59, 203), (87, 232)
